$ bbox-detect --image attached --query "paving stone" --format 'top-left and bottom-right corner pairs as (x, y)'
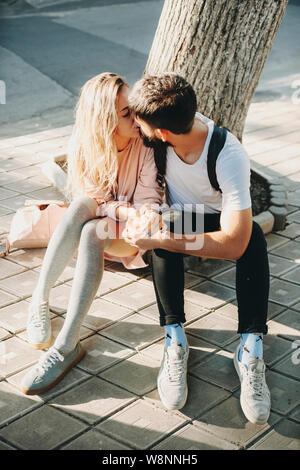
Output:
(100, 313), (163, 350)
(81, 297), (133, 331)
(287, 210), (300, 224)
(269, 279), (300, 306)
(102, 280), (157, 309)
(61, 429), (131, 450)
(249, 420), (300, 450)
(265, 370), (300, 415)
(0, 258), (27, 280)
(0, 440), (16, 450)
(146, 375), (230, 420)
(105, 261), (150, 281)
(99, 351), (160, 395)
(187, 258), (235, 278)
(190, 349), (240, 392)
(0, 337), (40, 378)
(291, 406), (300, 423)
(154, 423), (239, 450)
(0, 327), (11, 342)
(225, 334), (293, 368)
(0, 270), (40, 298)
(271, 240), (300, 261)
(141, 271), (205, 289)
(0, 380), (40, 427)
(78, 334), (134, 374)
(0, 288), (20, 307)
(0, 158), (30, 173)
(292, 302), (300, 312)
(0, 206), (13, 217)
(268, 254), (297, 276)
(17, 315), (93, 345)
(5, 248), (46, 269)
(25, 186), (65, 201)
(193, 396), (281, 448)
(186, 311), (239, 347)
(271, 351), (300, 381)
(0, 405), (87, 450)
(265, 233), (289, 251)
(212, 267), (236, 288)
(96, 400), (187, 450)
(34, 258), (76, 284)
(276, 222), (300, 239)
(2, 176), (51, 194)
(49, 376), (137, 425)
(281, 265), (300, 284)
(0, 194), (40, 212)
(267, 309), (300, 341)
(7, 362), (91, 402)
(66, 269), (132, 298)
(0, 187), (21, 200)
(215, 300), (286, 323)
(184, 281), (235, 309)
(48, 283), (72, 312)
(138, 300), (210, 325)
(0, 300), (47, 334)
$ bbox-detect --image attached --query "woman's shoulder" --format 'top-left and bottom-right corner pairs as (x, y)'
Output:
(130, 137), (154, 158)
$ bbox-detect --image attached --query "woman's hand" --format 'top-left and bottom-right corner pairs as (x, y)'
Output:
(122, 209), (168, 250)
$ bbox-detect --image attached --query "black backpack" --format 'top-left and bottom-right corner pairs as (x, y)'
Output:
(153, 125), (228, 194)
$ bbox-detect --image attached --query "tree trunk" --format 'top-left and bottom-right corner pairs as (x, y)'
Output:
(145, 0), (288, 141)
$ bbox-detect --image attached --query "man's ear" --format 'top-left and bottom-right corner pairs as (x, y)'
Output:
(155, 129), (168, 142)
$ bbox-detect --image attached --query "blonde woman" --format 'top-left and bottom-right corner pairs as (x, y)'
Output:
(21, 73), (162, 395)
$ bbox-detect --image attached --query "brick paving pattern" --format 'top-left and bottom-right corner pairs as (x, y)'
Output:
(0, 99), (299, 450)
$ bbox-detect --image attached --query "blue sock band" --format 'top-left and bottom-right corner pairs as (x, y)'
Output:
(238, 332), (263, 368)
(164, 323), (187, 350)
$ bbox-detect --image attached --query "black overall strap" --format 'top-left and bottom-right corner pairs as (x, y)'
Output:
(207, 126), (228, 193)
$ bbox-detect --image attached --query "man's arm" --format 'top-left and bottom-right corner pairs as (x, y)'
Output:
(124, 207), (253, 261)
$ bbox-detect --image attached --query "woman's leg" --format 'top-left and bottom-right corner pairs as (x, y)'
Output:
(54, 218), (111, 353)
(33, 195), (98, 303)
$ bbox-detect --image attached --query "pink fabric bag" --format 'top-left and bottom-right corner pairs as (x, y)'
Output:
(0, 199), (69, 257)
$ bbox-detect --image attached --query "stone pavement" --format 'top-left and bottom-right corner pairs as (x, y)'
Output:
(0, 98), (299, 451)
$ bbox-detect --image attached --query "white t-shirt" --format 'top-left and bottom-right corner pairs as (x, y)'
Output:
(165, 113), (252, 214)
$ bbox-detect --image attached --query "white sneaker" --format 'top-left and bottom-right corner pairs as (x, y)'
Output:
(234, 345), (271, 425)
(27, 298), (52, 350)
(157, 344), (189, 410)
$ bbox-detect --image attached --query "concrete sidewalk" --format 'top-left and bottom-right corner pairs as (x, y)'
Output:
(0, 97), (299, 450)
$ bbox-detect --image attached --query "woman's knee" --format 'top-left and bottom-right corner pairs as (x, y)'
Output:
(80, 218), (109, 247)
(67, 196), (98, 222)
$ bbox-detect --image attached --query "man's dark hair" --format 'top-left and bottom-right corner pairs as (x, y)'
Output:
(128, 73), (197, 134)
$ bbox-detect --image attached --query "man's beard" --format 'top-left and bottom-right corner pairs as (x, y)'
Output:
(138, 128), (171, 149)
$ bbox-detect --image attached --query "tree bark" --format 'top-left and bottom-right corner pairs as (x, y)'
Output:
(145, 0), (288, 141)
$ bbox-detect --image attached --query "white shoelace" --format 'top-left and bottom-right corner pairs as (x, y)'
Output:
(245, 369), (265, 400)
(37, 348), (64, 374)
(30, 301), (49, 332)
(166, 352), (185, 385)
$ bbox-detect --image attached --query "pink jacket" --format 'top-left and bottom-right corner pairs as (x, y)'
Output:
(84, 137), (162, 269)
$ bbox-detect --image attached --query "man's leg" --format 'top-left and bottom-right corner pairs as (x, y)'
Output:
(234, 221), (271, 425)
(151, 210), (220, 410)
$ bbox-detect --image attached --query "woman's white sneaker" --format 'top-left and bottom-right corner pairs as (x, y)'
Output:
(234, 345), (271, 425)
(157, 344), (189, 410)
(27, 298), (52, 350)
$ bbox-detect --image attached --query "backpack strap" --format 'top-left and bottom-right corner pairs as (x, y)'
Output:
(207, 126), (228, 193)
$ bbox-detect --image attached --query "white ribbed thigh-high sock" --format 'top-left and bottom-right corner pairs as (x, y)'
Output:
(53, 218), (111, 354)
(33, 196), (98, 303)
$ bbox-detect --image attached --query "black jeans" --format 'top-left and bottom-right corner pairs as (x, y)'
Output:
(151, 210), (269, 334)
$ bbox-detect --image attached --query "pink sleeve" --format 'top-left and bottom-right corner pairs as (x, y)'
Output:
(84, 178), (129, 220)
(133, 149), (163, 210)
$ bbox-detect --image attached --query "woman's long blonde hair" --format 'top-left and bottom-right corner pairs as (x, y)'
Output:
(66, 73), (128, 200)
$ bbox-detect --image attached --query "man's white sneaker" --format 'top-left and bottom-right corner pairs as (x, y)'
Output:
(234, 345), (271, 425)
(157, 344), (189, 410)
(27, 298), (52, 350)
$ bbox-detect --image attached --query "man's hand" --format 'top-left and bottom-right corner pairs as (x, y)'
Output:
(122, 209), (167, 250)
